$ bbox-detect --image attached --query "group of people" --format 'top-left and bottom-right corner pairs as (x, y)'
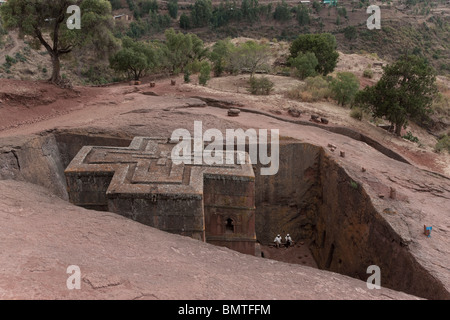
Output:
(273, 234), (293, 248)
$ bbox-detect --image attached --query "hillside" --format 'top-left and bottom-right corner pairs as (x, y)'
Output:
(107, 0), (450, 74)
(1, 0), (449, 81)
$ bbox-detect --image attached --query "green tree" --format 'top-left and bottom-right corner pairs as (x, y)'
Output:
(312, 1), (321, 13)
(289, 52), (318, 80)
(0, 15), (6, 36)
(147, 12), (171, 32)
(127, 20), (147, 38)
(273, 1), (291, 22)
(191, 0), (212, 28)
(211, 2), (231, 28)
(199, 61), (211, 85)
(0, 0), (117, 84)
(343, 26), (357, 40)
(168, 0), (178, 19)
(163, 28), (208, 74)
(109, 36), (160, 81)
(290, 33), (339, 76)
(330, 72), (360, 106)
(354, 55), (438, 135)
(296, 4), (310, 26)
(241, 0), (259, 22)
(109, 0), (122, 10)
(228, 40), (271, 78)
(179, 13), (191, 29)
(209, 38), (234, 77)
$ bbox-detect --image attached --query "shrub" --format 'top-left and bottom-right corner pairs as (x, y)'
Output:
(343, 26), (357, 40)
(350, 108), (363, 121)
(248, 76), (274, 95)
(432, 92), (450, 116)
(402, 131), (419, 143)
(184, 69), (191, 83)
(363, 69), (374, 78)
(305, 76), (332, 100)
(5, 55), (17, 65)
(299, 91), (313, 102)
(14, 52), (27, 62)
(435, 134), (450, 153)
(287, 76), (332, 102)
(337, 7), (347, 18)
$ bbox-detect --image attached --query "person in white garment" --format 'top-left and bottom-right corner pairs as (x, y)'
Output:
(285, 234), (293, 248)
(274, 234), (282, 248)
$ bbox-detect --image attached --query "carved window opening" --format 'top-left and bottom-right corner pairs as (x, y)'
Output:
(225, 218), (234, 233)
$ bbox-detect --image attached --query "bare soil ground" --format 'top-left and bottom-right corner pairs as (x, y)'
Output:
(261, 241), (318, 269)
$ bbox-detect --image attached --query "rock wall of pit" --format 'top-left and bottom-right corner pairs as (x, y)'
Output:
(253, 141), (449, 300)
(0, 135), (68, 199)
(254, 141), (322, 244)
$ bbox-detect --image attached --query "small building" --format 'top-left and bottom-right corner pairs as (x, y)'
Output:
(114, 14), (131, 21)
(65, 137), (257, 256)
(323, 0), (337, 5)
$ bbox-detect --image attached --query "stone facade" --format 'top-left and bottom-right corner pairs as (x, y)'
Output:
(64, 137), (256, 255)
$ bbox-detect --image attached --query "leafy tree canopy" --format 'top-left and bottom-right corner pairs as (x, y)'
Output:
(209, 38), (234, 77)
(354, 55), (438, 135)
(290, 33), (339, 76)
(330, 72), (360, 106)
(109, 36), (161, 81)
(228, 40), (271, 78)
(0, 0), (117, 83)
(163, 28), (208, 74)
(289, 52), (318, 80)
(191, 0), (212, 28)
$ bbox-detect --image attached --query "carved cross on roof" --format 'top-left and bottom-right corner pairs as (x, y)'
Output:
(65, 137), (254, 199)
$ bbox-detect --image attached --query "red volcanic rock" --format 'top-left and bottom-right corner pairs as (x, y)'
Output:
(0, 180), (419, 300)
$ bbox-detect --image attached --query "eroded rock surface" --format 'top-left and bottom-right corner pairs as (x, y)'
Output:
(0, 180), (418, 300)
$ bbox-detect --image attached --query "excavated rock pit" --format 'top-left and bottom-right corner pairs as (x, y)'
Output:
(0, 129), (448, 300)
